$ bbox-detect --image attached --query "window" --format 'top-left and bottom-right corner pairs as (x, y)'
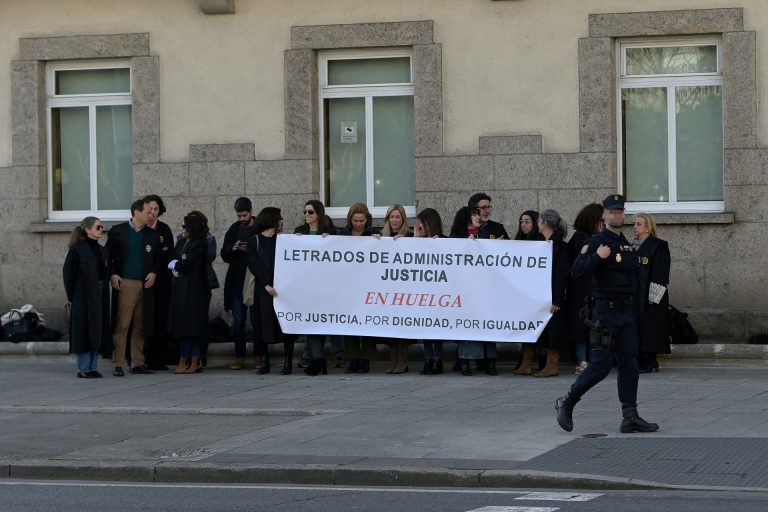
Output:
(47, 61), (132, 220)
(319, 49), (415, 218)
(617, 39), (724, 213)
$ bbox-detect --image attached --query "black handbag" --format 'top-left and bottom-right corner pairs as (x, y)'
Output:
(668, 305), (699, 344)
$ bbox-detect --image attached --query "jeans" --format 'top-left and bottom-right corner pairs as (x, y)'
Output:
(180, 338), (203, 358)
(423, 340), (444, 359)
(575, 339), (587, 364)
(569, 306), (639, 404)
(458, 341), (496, 360)
(76, 351), (98, 373)
(230, 283), (257, 357)
(302, 335), (345, 361)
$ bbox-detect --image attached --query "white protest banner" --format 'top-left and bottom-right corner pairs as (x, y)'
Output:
(273, 235), (553, 343)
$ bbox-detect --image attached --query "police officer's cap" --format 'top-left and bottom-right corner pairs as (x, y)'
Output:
(602, 194), (625, 210)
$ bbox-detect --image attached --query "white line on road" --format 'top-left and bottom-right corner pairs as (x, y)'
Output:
(467, 507), (558, 512)
(516, 492), (603, 502)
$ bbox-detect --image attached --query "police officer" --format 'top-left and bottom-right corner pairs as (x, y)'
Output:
(555, 194), (658, 433)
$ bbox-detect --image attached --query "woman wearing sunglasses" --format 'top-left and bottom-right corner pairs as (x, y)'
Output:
(167, 214), (212, 374)
(294, 200), (339, 375)
(63, 217), (111, 378)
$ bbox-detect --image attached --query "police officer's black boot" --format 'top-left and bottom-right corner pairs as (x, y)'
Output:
(620, 403), (659, 433)
(555, 392), (579, 432)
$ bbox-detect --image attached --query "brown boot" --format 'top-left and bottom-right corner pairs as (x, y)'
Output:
(184, 357), (202, 374)
(392, 342), (409, 374)
(229, 356), (246, 370)
(253, 356), (264, 370)
(386, 343), (399, 374)
(534, 349), (560, 377)
(174, 356), (188, 374)
(513, 345), (536, 375)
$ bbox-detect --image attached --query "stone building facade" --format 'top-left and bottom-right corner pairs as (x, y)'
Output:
(1, 1), (767, 340)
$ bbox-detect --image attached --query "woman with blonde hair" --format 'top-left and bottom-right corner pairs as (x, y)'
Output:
(378, 204), (412, 373)
(633, 212), (671, 373)
(380, 204), (410, 237)
(339, 202), (378, 373)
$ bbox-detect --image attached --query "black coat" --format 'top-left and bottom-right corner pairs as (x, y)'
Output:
(538, 230), (570, 351)
(293, 223), (337, 235)
(104, 221), (160, 337)
(246, 233), (288, 345)
(634, 236), (671, 354)
(221, 220), (259, 311)
(478, 219), (509, 240)
(168, 238), (211, 339)
(565, 230), (592, 345)
(63, 239), (111, 354)
(149, 221), (174, 336)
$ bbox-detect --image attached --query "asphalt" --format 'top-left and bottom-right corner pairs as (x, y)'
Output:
(1, 344), (767, 491)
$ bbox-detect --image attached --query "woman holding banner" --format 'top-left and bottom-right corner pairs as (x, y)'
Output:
(294, 200), (338, 375)
(247, 207), (295, 375)
(414, 208), (447, 375)
(449, 206), (499, 376)
(378, 204), (412, 374)
(338, 203), (378, 374)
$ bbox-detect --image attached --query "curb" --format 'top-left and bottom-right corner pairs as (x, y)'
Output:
(2, 341), (768, 360)
(3, 460), (768, 492)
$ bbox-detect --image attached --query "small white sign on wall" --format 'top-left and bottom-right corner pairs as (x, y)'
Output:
(340, 121), (357, 143)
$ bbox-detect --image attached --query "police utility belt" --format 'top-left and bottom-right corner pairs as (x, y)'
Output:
(579, 297), (632, 351)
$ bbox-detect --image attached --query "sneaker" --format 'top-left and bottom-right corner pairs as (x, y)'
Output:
(574, 361), (588, 375)
(113, 367), (124, 377)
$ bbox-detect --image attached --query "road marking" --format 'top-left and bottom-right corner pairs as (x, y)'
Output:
(516, 492), (603, 502)
(467, 507), (558, 512)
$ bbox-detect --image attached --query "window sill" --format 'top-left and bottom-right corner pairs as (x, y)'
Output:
(624, 212), (735, 225)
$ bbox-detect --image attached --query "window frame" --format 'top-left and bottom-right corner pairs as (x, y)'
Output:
(616, 37), (724, 214)
(46, 60), (132, 221)
(318, 48), (415, 219)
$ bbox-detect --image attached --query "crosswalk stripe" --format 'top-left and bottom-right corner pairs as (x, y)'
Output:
(516, 492), (603, 502)
(467, 507), (559, 512)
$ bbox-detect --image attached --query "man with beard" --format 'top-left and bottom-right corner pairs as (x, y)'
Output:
(221, 197), (260, 369)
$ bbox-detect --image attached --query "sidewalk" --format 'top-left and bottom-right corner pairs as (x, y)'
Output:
(1, 354), (767, 491)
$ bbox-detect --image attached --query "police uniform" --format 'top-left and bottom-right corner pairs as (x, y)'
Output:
(555, 195), (658, 434)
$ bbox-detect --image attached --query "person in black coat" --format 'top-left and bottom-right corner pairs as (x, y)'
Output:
(104, 199), (160, 376)
(246, 207), (295, 375)
(167, 214), (211, 374)
(632, 213), (671, 373)
(221, 197), (260, 370)
(338, 203), (378, 374)
(528, 209), (570, 378)
(294, 200), (338, 375)
(141, 195), (175, 370)
(565, 203), (604, 375)
(63, 217), (110, 378)
(468, 192), (510, 240)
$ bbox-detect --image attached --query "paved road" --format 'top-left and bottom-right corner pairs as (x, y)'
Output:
(1, 355), (767, 490)
(2, 481), (768, 512)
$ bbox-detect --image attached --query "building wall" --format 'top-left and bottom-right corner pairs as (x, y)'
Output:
(1, 0), (767, 339)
